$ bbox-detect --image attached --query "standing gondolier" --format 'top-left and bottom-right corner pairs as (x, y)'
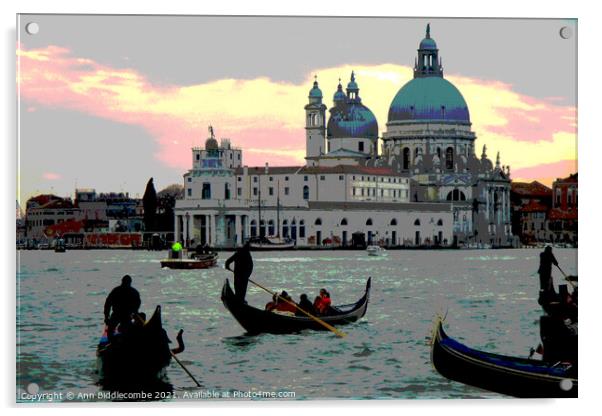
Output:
(538, 246), (559, 305)
(225, 241), (253, 302)
(104, 275), (141, 340)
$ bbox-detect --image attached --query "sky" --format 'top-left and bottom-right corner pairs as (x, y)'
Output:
(16, 15), (577, 204)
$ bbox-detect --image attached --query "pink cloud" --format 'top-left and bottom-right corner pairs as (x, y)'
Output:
(483, 96), (576, 143)
(42, 172), (61, 180)
(512, 160), (577, 186)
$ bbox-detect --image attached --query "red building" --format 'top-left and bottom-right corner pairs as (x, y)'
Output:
(549, 173), (578, 245)
(510, 181), (552, 244)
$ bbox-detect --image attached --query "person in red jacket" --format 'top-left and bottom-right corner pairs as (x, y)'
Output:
(313, 288), (332, 315)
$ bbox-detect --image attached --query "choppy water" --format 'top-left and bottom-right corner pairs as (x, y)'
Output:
(16, 248), (577, 401)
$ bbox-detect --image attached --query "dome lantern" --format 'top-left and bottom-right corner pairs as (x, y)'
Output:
(414, 23), (443, 78)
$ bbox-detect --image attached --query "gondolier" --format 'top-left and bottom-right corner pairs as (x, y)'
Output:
(225, 241), (253, 301)
(538, 246), (559, 305)
(104, 275), (141, 340)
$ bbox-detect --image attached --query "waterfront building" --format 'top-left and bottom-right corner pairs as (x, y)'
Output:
(510, 181), (553, 244)
(174, 25), (513, 248)
(548, 173), (578, 244)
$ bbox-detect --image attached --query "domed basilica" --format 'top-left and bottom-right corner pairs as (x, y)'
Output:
(176, 25), (514, 249)
(306, 24), (513, 246)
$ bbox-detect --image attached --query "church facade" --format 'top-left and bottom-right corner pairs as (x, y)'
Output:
(174, 25), (514, 249)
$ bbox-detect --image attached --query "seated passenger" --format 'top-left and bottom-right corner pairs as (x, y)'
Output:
(313, 288), (332, 315)
(296, 293), (315, 316)
(265, 293), (279, 311)
(274, 291), (296, 314)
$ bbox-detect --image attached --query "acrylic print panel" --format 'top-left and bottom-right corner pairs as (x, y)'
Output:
(16, 15), (578, 402)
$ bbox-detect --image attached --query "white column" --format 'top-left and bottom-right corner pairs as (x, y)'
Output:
(175, 215), (181, 242)
(187, 215), (193, 245)
(210, 214), (217, 246)
(485, 188), (490, 221)
(204, 215), (210, 245)
(235, 215), (242, 247)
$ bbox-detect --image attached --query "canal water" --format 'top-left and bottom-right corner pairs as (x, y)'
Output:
(16, 248), (577, 401)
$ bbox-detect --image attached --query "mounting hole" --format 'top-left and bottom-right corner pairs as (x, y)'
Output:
(559, 379), (573, 391)
(25, 22), (39, 35)
(559, 26), (572, 40)
(26, 382), (40, 394)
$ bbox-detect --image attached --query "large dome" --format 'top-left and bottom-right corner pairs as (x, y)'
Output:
(327, 103), (378, 139)
(388, 77), (470, 124)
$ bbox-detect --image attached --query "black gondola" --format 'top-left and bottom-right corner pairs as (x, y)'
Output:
(96, 305), (173, 393)
(221, 277), (371, 335)
(430, 318), (577, 398)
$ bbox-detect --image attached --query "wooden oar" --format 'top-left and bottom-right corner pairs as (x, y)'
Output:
(248, 278), (346, 338)
(556, 265), (577, 290)
(170, 351), (201, 387)
(133, 313), (201, 387)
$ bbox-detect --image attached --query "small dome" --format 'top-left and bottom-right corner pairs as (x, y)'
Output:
(333, 81), (346, 103)
(205, 137), (218, 150)
(419, 37), (437, 50)
(347, 71), (358, 91)
(327, 102), (378, 140)
(309, 79), (323, 98)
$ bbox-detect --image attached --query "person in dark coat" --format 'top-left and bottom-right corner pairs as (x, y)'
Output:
(225, 241), (253, 301)
(296, 293), (316, 316)
(104, 275), (141, 340)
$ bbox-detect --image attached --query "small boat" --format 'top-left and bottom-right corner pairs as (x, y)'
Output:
(430, 318), (577, 398)
(248, 236), (295, 251)
(54, 238), (66, 253)
(160, 252), (218, 269)
(96, 306), (173, 392)
(366, 245), (386, 256)
(221, 277), (371, 335)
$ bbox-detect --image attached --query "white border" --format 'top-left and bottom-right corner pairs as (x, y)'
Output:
(2, 1), (599, 415)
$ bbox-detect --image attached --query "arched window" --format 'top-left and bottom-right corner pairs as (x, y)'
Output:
(414, 219), (421, 226)
(299, 219), (306, 238)
(268, 219), (275, 236)
(250, 220), (257, 237)
(446, 147), (454, 170)
(446, 189), (467, 201)
(282, 219), (289, 238)
(366, 218), (373, 226)
(340, 218), (348, 226)
(390, 218), (397, 226)
(437, 147), (441, 158)
(303, 185), (309, 200)
(437, 219), (443, 226)
(402, 147), (410, 170)
(401, 147), (410, 170)
(315, 218), (322, 226)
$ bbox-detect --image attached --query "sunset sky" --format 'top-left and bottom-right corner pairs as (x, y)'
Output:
(17, 15), (577, 204)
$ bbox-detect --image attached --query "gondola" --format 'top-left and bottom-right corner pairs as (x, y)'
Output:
(221, 277), (371, 335)
(160, 251), (218, 269)
(430, 318), (577, 398)
(96, 306), (173, 392)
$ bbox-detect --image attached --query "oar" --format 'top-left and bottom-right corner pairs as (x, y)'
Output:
(555, 265), (577, 290)
(247, 278), (347, 338)
(133, 314), (201, 387)
(170, 351), (201, 387)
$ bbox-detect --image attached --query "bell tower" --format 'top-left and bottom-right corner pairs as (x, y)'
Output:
(305, 76), (327, 166)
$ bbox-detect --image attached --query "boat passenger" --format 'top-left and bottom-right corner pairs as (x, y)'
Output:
(225, 241), (254, 302)
(104, 275), (141, 341)
(313, 289), (332, 315)
(265, 293), (279, 311)
(272, 291), (296, 314)
(296, 294), (316, 316)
